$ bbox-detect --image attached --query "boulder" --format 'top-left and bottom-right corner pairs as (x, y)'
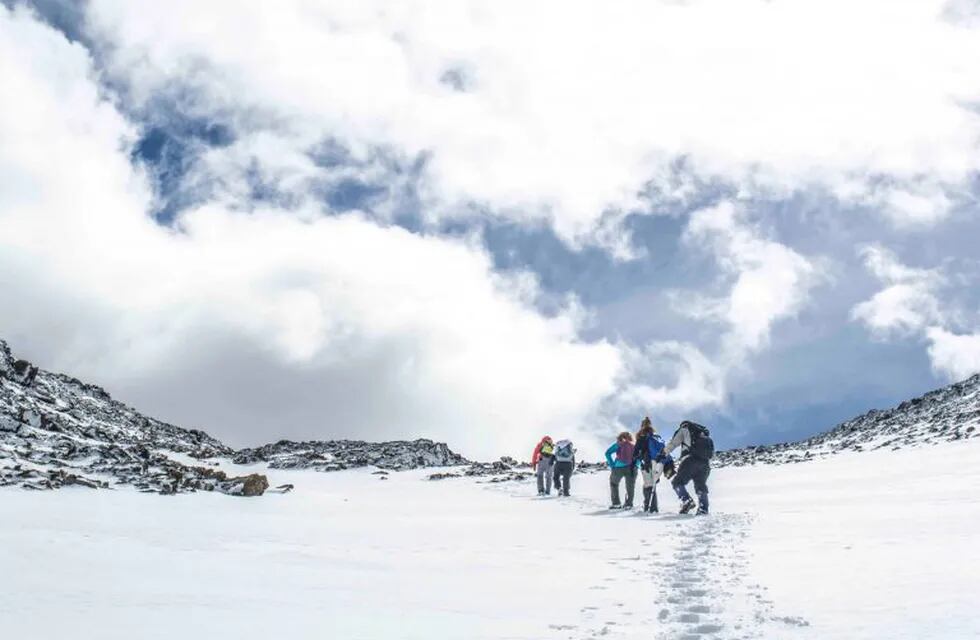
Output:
(217, 473), (269, 497)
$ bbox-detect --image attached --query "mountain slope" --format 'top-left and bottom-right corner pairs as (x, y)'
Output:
(0, 339), (273, 494)
(0, 338), (468, 493)
(717, 374), (980, 467)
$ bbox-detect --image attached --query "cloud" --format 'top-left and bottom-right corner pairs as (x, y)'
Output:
(926, 327), (980, 380)
(0, 7), (624, 458)
(851, 244), (980, 380)
(74, 0), (980, 245)
(850, 245), (946, 337)
(682, 202), (823, 358)
(609, 201), (822, 425)
(616, 341), (726, 413)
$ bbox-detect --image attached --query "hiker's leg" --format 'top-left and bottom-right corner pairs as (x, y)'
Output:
(560, 462), (572, 495)
(671, 457), (695, 502)
(609, 468), (622, 505)
(536, 465), (546, 493)
(693, 460), (710, 513)
(544, 461), (553, 494)
(624, 467), (637, 507)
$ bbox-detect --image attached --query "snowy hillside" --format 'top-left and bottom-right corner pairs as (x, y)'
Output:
(0, 338), (468, 494)
(717, 374), (980, 467)
(0, 339), (268, 494)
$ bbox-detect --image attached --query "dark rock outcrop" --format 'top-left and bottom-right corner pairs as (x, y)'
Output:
(715, 373), (980, 468)
(234, 438), (469, 472)
(0, 338), (266, 495)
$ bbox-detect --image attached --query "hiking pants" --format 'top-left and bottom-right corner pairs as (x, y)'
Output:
(536, 457), (554, 494)
(609, 465), (637, 506)
(640, 461), (664, 488)
(672, 456), (710, 512)
(554, 460), (574, 496)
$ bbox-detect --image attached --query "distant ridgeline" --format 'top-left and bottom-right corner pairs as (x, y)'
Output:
(715, 374), (980, 467)
(4, 336), (979, 494)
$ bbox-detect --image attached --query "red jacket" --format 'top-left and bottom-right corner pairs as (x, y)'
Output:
(531, 437), (554, 467)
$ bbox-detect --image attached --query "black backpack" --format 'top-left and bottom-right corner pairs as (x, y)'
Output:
(683, 421), (715, 460)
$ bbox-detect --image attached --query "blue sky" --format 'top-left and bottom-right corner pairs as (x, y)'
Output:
(1, 0), (979, 458)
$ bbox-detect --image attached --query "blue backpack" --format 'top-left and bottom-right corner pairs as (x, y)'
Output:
(647, 434), (666, 460)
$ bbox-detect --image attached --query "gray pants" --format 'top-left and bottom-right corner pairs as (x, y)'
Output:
(609, 466), (637, 506)
(536, 458), (554, 494)
(554, 460), (573, 496)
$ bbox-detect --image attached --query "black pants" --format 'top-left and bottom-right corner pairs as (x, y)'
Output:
(671, 456), (710, 512)
(554, 461), (573, 496)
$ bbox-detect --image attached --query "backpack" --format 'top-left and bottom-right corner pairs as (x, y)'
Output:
(615, 441), (635, 465)
(647, 434), (666, 461)
(539, 440), (555, 456)
(684, 421), (715, 460)
(554, 440), (574, 462)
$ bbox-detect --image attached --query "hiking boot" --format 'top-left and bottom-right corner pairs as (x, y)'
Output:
(622, 502), (633, 510)
(679, 498), (696, 514)
(608, 504), (622, 510)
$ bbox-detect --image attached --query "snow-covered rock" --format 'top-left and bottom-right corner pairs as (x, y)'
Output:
(0, 339), (266, 495)
(234, 438), (469, 471)
(716, 373), (980, 467)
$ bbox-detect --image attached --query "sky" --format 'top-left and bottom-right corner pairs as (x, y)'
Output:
(1, 0), (979, 459)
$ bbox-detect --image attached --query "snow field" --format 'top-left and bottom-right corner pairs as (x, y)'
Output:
(2, 437), (979, 639)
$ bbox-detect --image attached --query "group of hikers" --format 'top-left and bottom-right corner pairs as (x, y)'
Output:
(530, 418), (714, 515)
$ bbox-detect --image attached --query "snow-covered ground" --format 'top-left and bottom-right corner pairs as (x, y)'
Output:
(3, 439), (979, 640)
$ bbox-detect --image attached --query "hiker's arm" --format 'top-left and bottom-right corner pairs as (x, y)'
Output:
(604, 443), (617, 467)
(663, 428), (686, 455)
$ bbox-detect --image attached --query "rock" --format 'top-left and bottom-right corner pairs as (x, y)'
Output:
(1, 337), (237, 495)
(235, 438), (469, 473)
(713, 372), (980, 469)
(216, 473), (269, 497)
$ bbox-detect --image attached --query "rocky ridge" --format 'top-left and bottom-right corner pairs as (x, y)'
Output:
(0, 340), (270, 495)
(233, 438), (469, 471)
(0, 338), (470, 495)
(715, 374), (980, 467)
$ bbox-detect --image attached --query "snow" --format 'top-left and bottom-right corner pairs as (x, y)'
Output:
(2, 439), (979, 639)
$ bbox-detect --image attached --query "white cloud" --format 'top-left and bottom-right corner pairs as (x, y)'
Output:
(683, 202), (822, 358)
(850, 245), (946, 337)
(851, 244), (980, 380)
(610, 201), (822, 423)
(616, 341), (726, 413)
(926, 327), (980, 380)
(0, 7), (624, 459)
(77, 0), (980, 243)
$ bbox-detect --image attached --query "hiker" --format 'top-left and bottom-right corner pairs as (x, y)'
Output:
(605, 431), (637, 509)
(552, 439), (576, 496)
(662, 420), (715, 515)
(633, 417), (673, 513)
(531, 436), (556, 495)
